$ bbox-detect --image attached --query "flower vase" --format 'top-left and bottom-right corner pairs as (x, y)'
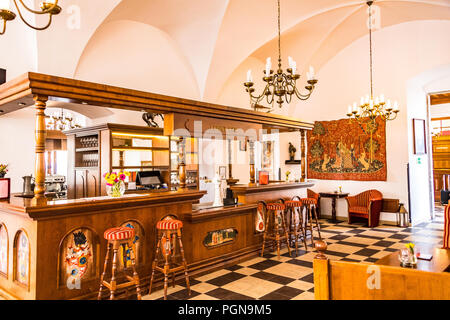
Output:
(107, 181), (125, 197)
(0, 173), (5, 178)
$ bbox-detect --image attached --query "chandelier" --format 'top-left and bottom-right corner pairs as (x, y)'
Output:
(0, 0), (61, 35)
(243, 0), (318, 112)
(46, 109), (81, 131)
(346, 1), (399, 124)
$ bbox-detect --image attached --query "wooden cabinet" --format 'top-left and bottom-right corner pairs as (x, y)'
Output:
(65, 124), (173, 199)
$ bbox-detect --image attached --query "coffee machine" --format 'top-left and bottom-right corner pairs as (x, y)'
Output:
(45, 175), (67, 199)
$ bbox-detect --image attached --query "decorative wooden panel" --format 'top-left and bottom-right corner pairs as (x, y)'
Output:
(14, 230), (30, 288)
(118, 220), (145, 268)
(203, 228), (238, 248)
(0, 223), (8, 277)
(57, 227), (99, 288)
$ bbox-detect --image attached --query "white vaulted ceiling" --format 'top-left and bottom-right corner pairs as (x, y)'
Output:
(1, 0), (449, 105)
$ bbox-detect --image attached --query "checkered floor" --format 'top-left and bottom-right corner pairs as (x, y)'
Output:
(143, 217), (445, 300)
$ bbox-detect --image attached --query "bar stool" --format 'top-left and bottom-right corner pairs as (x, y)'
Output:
(149, 216), (190, 300)
(299, 196), (322, 247)
(260, 201), (292, 259)
(282, 198), (308, 254)
(98, 226), (142, 300)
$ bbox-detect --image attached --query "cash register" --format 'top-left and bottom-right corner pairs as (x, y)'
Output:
(135, 171), (168, 190)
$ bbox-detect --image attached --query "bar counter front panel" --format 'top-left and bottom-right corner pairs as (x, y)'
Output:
(0, 182), (312, 300)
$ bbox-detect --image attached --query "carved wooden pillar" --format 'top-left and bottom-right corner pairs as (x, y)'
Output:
(32, 95), (48, 205)
(300, 129), (306, 182)
(178, 136), (186, 189)
(248, 140), (255, 185)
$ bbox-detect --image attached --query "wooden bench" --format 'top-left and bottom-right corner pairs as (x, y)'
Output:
(313, 241), (450, 300)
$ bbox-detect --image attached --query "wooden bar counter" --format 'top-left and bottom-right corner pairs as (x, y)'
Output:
(0, 190), (271, 300)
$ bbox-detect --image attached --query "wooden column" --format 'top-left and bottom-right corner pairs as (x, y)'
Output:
(178, 136), (186, 189)
(300, 129), (306, 182)
(248, 140), (255, 185)
(32, 95), (48, 205)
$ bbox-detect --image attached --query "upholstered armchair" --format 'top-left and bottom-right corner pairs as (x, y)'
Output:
(307, 189), (321, 219)
(346, 190), (383, 228)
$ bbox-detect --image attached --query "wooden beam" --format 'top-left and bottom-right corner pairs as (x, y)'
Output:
(0, 72), (314, 131)
(430, 92), (450, 105)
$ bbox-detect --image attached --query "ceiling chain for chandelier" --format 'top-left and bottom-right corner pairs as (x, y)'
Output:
(243, 0), (318, 112)
(0, 0), (61, 35)
(346, 0), (399, 124)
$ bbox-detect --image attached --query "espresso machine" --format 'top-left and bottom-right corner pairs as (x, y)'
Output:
(45, 175), (67, 199)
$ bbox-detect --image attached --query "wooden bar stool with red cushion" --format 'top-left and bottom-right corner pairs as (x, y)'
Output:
(259, 201), (292, 259)
(98, 226), (142, 300)
(283, 198), (308, 254)
(300, 192), (322, 247)
(149, 216), (190, 300)
(444, 205), (450, 249)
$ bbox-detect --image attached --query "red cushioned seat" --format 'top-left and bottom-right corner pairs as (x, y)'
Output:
(266, 203), (285, 211)
(301, 198), (317, 206)
(284, 200), (303, 208)
(349, 206), (369, 214)
(156, 218), (183, 230)
(104, 227), (134, 241)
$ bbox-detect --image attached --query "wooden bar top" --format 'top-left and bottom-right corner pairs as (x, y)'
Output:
(230, 181), (314, 194)
(0, 189), (206, 219)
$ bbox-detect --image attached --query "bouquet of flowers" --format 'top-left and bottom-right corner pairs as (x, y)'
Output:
(104, 171), (130, 197)
(0, 164), (8, 178)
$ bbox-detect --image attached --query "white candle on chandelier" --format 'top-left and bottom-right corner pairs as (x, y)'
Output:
(374, 96), (379, 105)
(386, 99), (392, 109)
(353, 102), (357, 112)
(246, 69), (252, 82)
(288, 56), (293, 69)
(360, 97), (364, 106)
(265, 57), (271, 77)
(369, 99), (374, 110)
(292, 61), (297, 75)
(393, 101), (399, 111)
(348, 105), (352, 114)
(380, 94), (385, 103)
(309, 66), (315, 79)
(0, 0), (10, 10)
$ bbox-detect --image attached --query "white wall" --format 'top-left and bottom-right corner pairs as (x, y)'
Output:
(0, 108), (35, 193)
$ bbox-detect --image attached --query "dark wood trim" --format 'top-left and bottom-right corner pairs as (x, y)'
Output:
(0, 72), (314, 131)
(430, 91), (450, 106)
(231, 182), (315, 195)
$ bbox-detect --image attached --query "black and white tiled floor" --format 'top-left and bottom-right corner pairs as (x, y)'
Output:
(143, 217), (445, 300)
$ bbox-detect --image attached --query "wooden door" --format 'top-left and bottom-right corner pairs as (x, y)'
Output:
(86, 169), (99, 198)
(74, 170), (86, 199)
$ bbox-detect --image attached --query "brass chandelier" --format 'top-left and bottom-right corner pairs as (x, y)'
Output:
(46, 109), (81, 131)
(0, 0), (61, 35)
(346, 1), (399, 124)
(243, 0), (318, 112)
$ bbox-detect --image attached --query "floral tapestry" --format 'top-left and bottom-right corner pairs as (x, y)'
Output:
(307, 117), (387, 181)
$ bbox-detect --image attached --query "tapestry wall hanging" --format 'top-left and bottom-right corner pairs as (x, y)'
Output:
(307, 117), (387, 181)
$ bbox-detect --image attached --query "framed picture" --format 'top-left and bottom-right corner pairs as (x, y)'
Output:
(0, 178), (10, 200)
(219, 166), (227, 179)
(413, 119), (427, 154)
(239, 138), (247, 151)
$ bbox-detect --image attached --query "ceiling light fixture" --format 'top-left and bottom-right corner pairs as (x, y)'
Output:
(243, 0), (318, 112)
(0, 0), (61, 35)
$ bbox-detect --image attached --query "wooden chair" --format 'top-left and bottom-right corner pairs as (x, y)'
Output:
(279, 198), (308, 254)
(313, 241), (450, 300)
(346, 189), (383, 228)
(307, 189), (321, 219)
(98, 227), (142, 300)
